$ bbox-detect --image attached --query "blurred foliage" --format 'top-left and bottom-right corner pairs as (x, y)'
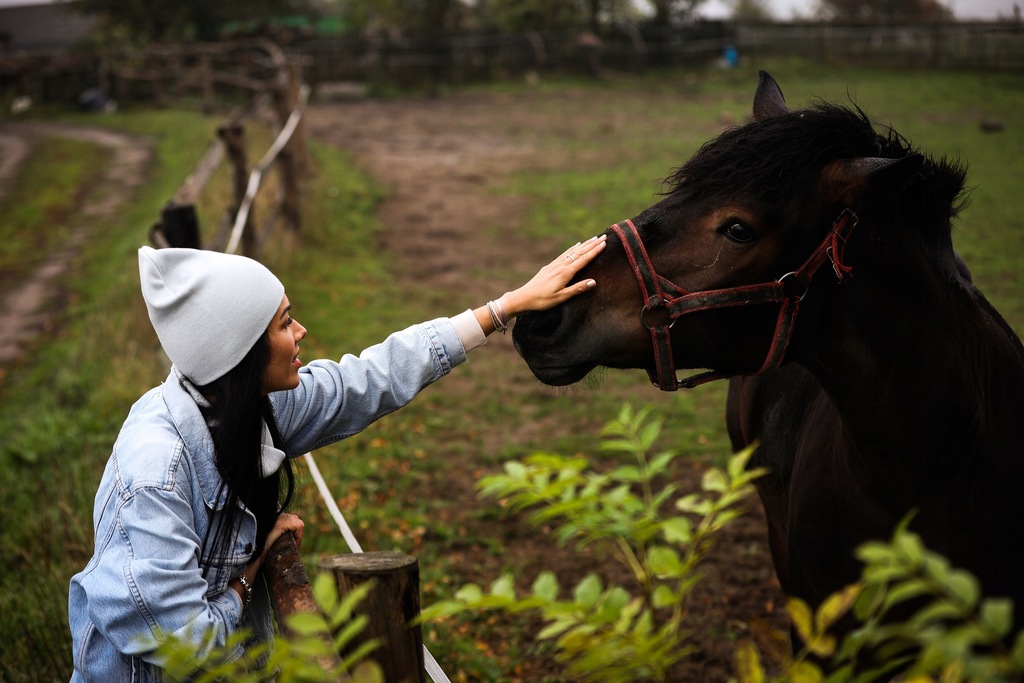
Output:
(422, 405), (766, 682)
(77, 0), (712, 44)
(736, 517), (1024, 683)
(154, 576), (384, 682)
(74, 0), (313, 42)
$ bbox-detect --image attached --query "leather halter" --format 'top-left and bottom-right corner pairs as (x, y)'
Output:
(610, 208), (859, 391)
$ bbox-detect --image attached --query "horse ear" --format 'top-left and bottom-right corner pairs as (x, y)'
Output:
(830, 154), (925, 203)
(844, 154), (924, 187)
(753, 71), (788, 121)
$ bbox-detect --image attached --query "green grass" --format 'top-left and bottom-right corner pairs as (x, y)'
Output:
(0, 138), (112, 279)
(1, 64), (1023, 682)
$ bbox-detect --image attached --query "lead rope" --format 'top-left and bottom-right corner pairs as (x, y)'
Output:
(303, 452), (452, 683)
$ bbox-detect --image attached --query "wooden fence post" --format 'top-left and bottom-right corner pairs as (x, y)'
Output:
(262, 533), (350, 678)
(319, 552), (426, 683)
(270, 60), (303, 234)
(150, 203), (201, 248)
(217, 122), (255, 256)
(200, 52), (214, 114)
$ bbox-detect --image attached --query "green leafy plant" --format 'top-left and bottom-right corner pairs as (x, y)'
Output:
(153, 575), (384, 682)
(736, 517), (1024, 683)
(422, 404), (766, 682)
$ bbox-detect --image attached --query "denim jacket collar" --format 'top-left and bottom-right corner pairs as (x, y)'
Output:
(163, 366), (231, 511)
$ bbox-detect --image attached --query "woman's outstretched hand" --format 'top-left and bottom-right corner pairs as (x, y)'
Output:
(501, 234), (607, 318)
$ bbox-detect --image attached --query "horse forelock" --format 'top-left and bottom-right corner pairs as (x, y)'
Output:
(663, 101), (967, 235)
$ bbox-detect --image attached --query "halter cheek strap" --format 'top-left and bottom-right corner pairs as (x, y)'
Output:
(611, 208), (859, 391)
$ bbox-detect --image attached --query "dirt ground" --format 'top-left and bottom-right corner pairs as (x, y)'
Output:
(0, 88), (788, 680)
(0, 121), (152, 367)
(303, 91), (789, 682)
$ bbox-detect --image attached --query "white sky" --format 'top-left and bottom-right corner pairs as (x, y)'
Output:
(700, 0), (1020, 20)
(0, 0), (1018, 20)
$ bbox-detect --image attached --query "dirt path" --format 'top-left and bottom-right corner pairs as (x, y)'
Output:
(0, 122), (152, 368)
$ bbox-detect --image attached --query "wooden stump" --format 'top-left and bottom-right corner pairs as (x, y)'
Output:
(319, 551), (425, 683)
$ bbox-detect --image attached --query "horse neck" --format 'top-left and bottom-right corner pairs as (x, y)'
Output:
(796, 261), (1024, 463)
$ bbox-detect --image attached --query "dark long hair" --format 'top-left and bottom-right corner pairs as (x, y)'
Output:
(195, 332), (295, 573)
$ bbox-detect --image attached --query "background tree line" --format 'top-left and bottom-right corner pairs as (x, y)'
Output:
(73, 0), (956, 46)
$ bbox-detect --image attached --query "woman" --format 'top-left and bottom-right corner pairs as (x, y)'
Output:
(68, 235), (606, 680)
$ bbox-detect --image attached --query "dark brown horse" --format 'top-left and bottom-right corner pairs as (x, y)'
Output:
(512, 72), (1024, 638)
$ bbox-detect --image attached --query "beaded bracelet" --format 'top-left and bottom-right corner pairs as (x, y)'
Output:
(237, 574), (254, 613)
(486, 300), (509, 334)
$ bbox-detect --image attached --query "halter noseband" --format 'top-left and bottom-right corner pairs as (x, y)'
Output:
(610, 208), (859, 391)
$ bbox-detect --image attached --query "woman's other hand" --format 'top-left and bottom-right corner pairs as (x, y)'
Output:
(262, 512), (304, 558)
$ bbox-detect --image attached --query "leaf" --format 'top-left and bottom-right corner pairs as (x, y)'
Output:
(652, 584), (676, 609)
(853, 581), (887, 621)
(531, 571), (560, 602)
(945, 570), (980, 608)
(976, 598), (1013, 638)
(350, 660), (384, 683)
(490, 574), (517, 600)
(333, 614), (371, 651)
(660, 516), (693, 544)
(909, 599), (962, 629)
(1011, 629), (1024, 666)
(816, 583), (862, 633)
(788, 660), (826, 683)
(503, 460), (528, 480)
(419, 600), (467, 620)
(648, 546), (683, 577)
(639, 420), (662, 450)
(894, 529), (925, 565)
(312, 573), (339, 614)
(608, 465), (642, 482)
(856, 542), (896, 565)
(880, 578), (930, 612)
(285, 612), (329, 637)
(702, 467), (728, 493)
(537, 618), (575, 640)
(734, 639), (765, 683)
(573, 574), (603, 607)
(677, 493), (712, 515)
(807, 633), (837, 658)
(648, 451), (677, 476)
(749, 617), (792, 666)
(788, 597), (815, 644)
(455, 583), (483, 602)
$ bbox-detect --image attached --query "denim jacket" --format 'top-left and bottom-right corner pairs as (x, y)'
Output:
(69, 317), (468, 681)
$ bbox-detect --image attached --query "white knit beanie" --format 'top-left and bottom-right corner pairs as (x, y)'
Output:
(138, 246), (285, 385)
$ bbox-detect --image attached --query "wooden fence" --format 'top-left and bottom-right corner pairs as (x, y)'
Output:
(4, 21), (1021, 109)
(736, 20), (1024, 70)
(292, 20), (1024, 89)
(148, 40), (308, 257)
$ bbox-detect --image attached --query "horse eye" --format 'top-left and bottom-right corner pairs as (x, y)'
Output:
(721, 222), (756, 243)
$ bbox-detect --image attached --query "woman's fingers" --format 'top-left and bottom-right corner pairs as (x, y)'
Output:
(502, 234), (608, 316)
(559, 234), (606, 269)
(267, 513), (305, 551)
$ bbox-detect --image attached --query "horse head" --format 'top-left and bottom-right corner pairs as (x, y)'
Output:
(513, 71), (965, 390)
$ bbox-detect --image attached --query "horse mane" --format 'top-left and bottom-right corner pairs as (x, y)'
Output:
(664, 100), (969, 242)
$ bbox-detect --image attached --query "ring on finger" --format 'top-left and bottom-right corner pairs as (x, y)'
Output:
(566, 253), (578, 262)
